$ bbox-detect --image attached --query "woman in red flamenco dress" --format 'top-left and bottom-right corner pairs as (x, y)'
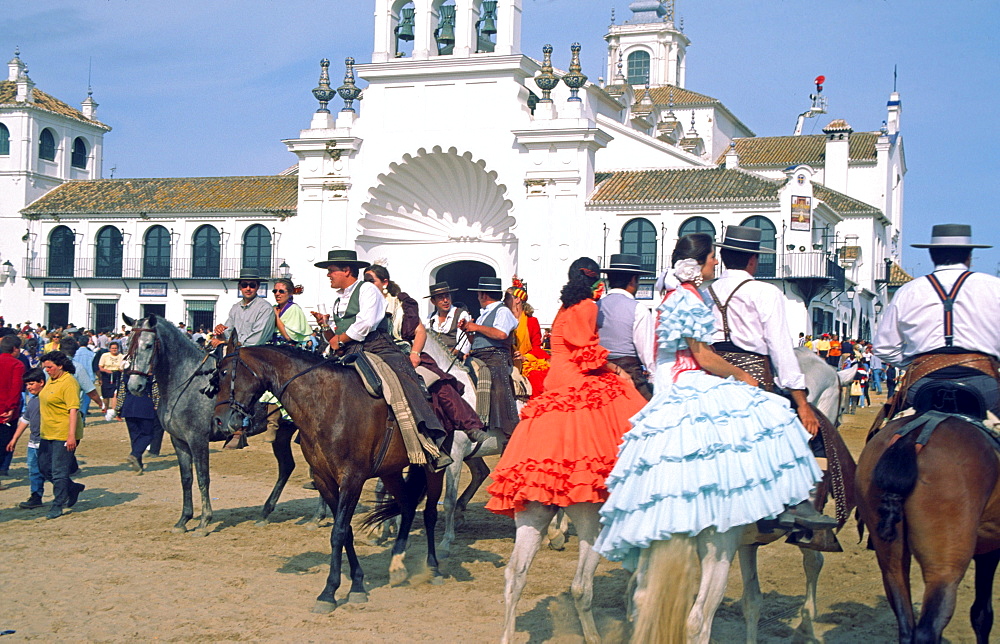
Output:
(488, 257), (647, 644)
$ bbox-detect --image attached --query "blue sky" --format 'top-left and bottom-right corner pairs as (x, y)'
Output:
(7, 0), (999, 274)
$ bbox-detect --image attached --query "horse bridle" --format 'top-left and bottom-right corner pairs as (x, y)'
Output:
(214, 349), (264, 423)
(123, 327), (159, 378)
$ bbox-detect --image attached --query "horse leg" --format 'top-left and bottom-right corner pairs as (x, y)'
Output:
(342, 520), (368, 604)
(545, 509), (571, 551)
(305, 494), (329, 528)
(440, 445), (466, 559)
(737, 544), (762, 644)
(688, 527), (742, 644)
(258, 425), (296, 525)
(314, 476), (365, 613)
(382, 469), (424, 587)
(374, 478), (399, 545)
(169, 435), (194, 532)
(457, 456), (490, 517)
(191, 437), (213, 534)
(423, 469), (445, 582)
(872, 534), (915, 642)
(795, 548), (824, 642)
(971, 550), (1000, 643)
(502, 502), (558, 644)
(563, 502), (603, 644)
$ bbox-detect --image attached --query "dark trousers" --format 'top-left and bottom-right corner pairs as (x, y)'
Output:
(0, 420), (15, 472)
(470, 347), (519, 438)
(125, 417), (156, 464)
(37, 439), (77, 508)
(148, 417), (164, 456)
(608, 356), (653, 400)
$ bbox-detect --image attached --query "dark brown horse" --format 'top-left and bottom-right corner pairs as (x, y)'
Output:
(857, 413), (1000, 643)
(211, 343), (444, 613)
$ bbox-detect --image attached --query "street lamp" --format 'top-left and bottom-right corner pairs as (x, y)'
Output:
(279, 261), (291, 279)
(874, 301), (883, 315)
(0, 260), (13, 286)
(843, 286), (856, 301)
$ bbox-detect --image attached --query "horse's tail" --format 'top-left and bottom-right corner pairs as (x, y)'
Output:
(360, 469), (428, 531)
(631, 536), (695, 644)
(872, 434), (919, 543)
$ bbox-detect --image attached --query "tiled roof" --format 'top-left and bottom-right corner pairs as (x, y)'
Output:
(589, 167), (779, 205)
(21, 176), (297, 216)
(822, 118), (853, 132)
(603, 83), (721, 107)
(715, 132), (879, 167)
(813, 184), (881, 215)
(0, 81), (110, 129)
(889, 261), (913, 286)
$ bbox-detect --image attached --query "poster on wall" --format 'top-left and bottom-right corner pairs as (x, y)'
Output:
(790, 196), (811, 231)
(139, 282), (168, 297)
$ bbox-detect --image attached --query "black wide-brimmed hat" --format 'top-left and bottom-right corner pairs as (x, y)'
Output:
(911, 224), (992, 249)
(313, 249), (371, 270)
(425, 281), (459, 298)
(601, 253), (654, 275)
(716, 225), (776, 254)
(473, 276), (504, 293)
(233, 268), (264, 282)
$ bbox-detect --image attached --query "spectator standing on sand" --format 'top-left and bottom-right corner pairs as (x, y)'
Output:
(7, 369), (48, 508)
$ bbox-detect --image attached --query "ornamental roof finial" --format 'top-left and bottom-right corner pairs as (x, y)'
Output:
(312, 58), (336, 114)
(562, 43), (588, 102)
(338, 57), (363, 113)
(534, 44), (558, 102)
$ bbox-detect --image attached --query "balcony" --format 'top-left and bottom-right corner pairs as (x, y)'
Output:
(23, 256), (289, 281)
(757, 251), (845, 302)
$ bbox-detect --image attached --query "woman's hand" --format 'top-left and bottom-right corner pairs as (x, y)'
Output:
(409, 351), (421, 368)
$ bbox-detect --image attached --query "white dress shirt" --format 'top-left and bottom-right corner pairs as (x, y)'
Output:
(475, 300), (519, 335)
(707, 269), (806, 390)
(426, 307), (473, 355)
(873, 265), (1000, 367)
(604, 288), (657, 377)
(333, 280), (386, 342)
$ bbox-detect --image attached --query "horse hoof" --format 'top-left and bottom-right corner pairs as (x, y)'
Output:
(547, 534), (566, 551)
(312, 600), (336, 614)
(304, 522), (319, 531)
(255, 519), (269, 527)
(389, 568), (408, 586)
(171, 526), (187, 534)
(189, 529), (210, 538)
(348, 592), (368, 604)
(430, 575), (445, 586)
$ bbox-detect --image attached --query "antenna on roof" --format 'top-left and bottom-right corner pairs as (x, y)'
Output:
(87, 57), (93, 95)
(110, 165), (117, 179)
(893, 64), (897, 92)
(792, 75), (827, 136)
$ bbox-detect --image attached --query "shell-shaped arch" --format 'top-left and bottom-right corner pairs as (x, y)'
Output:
(358, 146), (515, 244)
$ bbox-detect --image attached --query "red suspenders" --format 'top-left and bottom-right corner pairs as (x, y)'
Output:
(925, 271), (973, 348)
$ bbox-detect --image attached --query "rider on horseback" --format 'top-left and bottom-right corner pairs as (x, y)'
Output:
(311, 250), (452, 471)
(597, 254), (656, 400)
(873, 224), (1000, 416)
(707, 226), (837, 532)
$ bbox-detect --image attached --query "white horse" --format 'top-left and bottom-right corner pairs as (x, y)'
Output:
(631, 351), (854, 644)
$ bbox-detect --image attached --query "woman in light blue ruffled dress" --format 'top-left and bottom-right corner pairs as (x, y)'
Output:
(594, 234), (823, 572)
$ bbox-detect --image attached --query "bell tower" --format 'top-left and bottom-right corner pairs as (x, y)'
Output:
(604, 0), (689, 88)
(373, 0), (521, 63)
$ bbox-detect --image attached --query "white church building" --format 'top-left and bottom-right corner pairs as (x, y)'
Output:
(1, 0), (907, 340)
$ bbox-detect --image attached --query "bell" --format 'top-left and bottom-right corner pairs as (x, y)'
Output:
(436, 5), (456, 45)
(395, 7), (415, 42)
(480, 0), (497, 35)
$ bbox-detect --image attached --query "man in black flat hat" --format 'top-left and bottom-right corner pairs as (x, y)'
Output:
(213, 268), (276, 448)
(874, 224), (1000, 415)
(597, 254), (655, 400)
(424, 281), (472, 357)
(708, 225), (837, 532)
(311, 250), (452, 470)
(458, 276), (519, 440)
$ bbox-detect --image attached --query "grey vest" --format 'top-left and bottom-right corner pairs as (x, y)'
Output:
(597, 292), (639, 359)
(470, 304), (508, 352)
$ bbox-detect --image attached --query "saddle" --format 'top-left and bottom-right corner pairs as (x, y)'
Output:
(881, 382), (1000, 456)
(337, 352), (383, 398)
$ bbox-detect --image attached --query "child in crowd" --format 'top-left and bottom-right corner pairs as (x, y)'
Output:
(6, 369), (47, 508)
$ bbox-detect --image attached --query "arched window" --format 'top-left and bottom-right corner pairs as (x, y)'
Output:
(48, 225), (75, 277)
(39, 128), (56, 161)
(626, 50), (651, 85)
(678, 216), (716, 239)
(740, 216), (777, 278)
(241, 224), (271, 275)
(0, 123), (9, 156)
(71, 137), (88, 169)
(620, 218), (657, 273)
(95, 226), (123, 278)
(192, 225), (220, 278)
(143, 225), (171, 278)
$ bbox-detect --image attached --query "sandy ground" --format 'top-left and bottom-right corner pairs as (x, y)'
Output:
(0, 392), (985, 643)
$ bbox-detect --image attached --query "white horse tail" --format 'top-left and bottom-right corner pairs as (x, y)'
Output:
(631, 536), (696, 644)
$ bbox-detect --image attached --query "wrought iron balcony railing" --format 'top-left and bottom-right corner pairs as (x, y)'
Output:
(23, 256), (288, 280)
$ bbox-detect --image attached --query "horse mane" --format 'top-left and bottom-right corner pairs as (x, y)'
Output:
(146, 313), (202, 359)
(251, 343), (327, 365)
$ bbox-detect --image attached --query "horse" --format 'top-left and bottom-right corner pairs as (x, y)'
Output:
(121, 314), (324, 533)
(856, 388), (1000, 643)
(210, 342), (445, 612)
(626, 354), (856, 643)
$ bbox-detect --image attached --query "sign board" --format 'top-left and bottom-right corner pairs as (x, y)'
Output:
(43, 281), (71, 296)
(139, 282), (169, 297)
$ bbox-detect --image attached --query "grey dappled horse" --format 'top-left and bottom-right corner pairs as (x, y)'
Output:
(122, 314), (324, 533)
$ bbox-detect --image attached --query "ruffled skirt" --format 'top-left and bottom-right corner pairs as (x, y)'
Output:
(485, 372), (647, 517)
(594, 370), (822, 570)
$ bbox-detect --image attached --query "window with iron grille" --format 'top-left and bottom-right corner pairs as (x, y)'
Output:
(241, 224), (271, 275)
(96, 226), (123, 277)
(143, 225), (171, 278)
(192, 225), (220, 278)
(48, 226), (75, 277)
(90, 299), (117, 333)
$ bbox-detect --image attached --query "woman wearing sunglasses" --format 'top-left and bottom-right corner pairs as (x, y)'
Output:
(259, 278), (311, 444)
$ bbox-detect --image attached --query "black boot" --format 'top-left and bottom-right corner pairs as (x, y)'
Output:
(19, 493), (43, 509)
(777, 500), (838, 530)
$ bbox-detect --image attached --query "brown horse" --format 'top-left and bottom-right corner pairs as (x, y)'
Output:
(211, 343), (444, 613)
(857, 414), (1000, 643)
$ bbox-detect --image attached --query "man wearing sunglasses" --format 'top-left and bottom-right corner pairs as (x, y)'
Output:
(212, 269), (276, 448)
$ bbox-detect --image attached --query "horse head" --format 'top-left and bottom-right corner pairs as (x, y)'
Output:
(123, 312), (158, 395)
(211, 344), (265, 435)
